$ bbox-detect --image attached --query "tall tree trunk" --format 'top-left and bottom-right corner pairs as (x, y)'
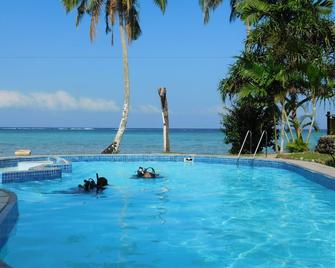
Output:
(291, 104), (302, 142)
(306, 96), (317, 144)
(246, 18), (251, 35)
(102, 23), (130, 154)
(273, 109), (279, 153)
(283, 109), (295, 142)
(158, 87), (170, 153)
(280, 103), (286, 153)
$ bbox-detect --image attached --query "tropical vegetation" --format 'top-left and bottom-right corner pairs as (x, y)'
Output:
(222, 95), (275, 154)
(202, 0), (335, 154)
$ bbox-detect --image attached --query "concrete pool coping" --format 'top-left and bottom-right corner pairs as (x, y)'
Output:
(269, 157), (335, 178)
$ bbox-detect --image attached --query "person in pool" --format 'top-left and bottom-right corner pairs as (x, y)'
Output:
(136, 167), (158, 179)
(50, 173), (109, 194)
(78, 173), (109, 193)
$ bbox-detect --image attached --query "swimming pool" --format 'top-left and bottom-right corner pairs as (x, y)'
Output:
(1, 158), (335, 267)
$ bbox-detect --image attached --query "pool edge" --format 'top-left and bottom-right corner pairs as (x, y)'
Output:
(0, 189), (18, 267)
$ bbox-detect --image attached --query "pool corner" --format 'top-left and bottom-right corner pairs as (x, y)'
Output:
(0, 189), (18, 254)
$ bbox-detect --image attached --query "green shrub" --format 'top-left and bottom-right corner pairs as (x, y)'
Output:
(221, 97), (275, 154)
(286, 140), (309, 153)
(325, 159), (335, 167)
(316, 136), (335, 167)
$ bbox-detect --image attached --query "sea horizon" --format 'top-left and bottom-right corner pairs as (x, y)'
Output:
(0, 127), (223, 130)
(0, 128), (326, 157)
(0, 127), (327, 131)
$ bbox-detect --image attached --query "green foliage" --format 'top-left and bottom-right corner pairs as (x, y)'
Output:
(62, 0), (167, 42)
(316, 136), (335, 166)
(325, 159), (335, 167)
(286, 140), (309, 153)
(153, 0), (167, 13)
(221, 96), (275, 154)
(199, 0), (238, 23)
(212, 0), (335, 154)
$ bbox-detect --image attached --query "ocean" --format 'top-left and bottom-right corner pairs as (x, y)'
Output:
(0, 128), (326, 156)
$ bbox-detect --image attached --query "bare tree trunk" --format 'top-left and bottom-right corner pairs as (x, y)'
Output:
(280, 103), (286, 153)
(102, 23), (130, 154)
(273, 111), (279, 153)
(158, 87), (170, 153)
(306, 96), (317, 144)
(246, 18), (251, 35)
(283, 109), (295, 142)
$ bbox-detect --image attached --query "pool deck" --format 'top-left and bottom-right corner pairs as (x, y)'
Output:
(267, 157), (335, 178)
(0, 189), (18, 268)
(0, 191), (9, 214)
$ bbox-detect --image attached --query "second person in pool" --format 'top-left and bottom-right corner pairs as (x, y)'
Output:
(136, 167), (158, 179)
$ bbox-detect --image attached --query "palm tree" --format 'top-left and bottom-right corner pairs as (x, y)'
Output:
(219, 53), (285, 152)
(224, 0), (335, 152)
(199, 0), (251, 32)
(62, 0), (167, 153)
(303, 63), (335, 144)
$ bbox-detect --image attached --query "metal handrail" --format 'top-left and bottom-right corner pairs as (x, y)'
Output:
(253, 130), (268, 159)
(237, 130), (252, 160)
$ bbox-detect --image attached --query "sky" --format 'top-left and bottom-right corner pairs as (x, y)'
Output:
(0, 0), (332, 129)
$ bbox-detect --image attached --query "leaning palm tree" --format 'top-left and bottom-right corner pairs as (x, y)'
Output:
(62, 0), (167, 153)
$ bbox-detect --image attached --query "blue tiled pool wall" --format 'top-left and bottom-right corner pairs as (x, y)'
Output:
(0, 156), (72, 183)
(63, 155), (335, 190)
(0, 156), (51, 168)
(0, 191), (18, 250)
(2, 168), (62, 184)
(0, 156), (71, 173)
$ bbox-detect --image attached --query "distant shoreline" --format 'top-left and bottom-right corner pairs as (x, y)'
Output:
(0, 127), (327, 131)
(0, 127), (223, 131)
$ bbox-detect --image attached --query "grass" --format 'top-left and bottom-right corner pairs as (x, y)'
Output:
(277, 151), (334, 166)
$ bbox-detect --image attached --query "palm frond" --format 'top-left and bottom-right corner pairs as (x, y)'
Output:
(199, 0), (223, 24)
(76, 0), (88, 26)
(87, 0), (104, 41)
(126, 4), (142, 42)
(62, 0), (81, 12)
(153, 0), (167, 13)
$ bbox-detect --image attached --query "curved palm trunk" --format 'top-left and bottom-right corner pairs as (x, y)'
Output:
(283, 109), (295, 142)
(306, 96), (317, 144)
(273, 110), (279, 153)
(102, 24), (130, 154)
(280, 102), (286, 153)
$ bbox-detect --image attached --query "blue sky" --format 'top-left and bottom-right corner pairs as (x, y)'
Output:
(0, 1), (331, 128)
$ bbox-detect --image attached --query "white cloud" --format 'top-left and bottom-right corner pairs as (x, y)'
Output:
(0, 90), (119, 112)
(136, 104), (161, 114)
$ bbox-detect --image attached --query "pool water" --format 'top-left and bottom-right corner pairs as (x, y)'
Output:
(1, 161), (335, 267)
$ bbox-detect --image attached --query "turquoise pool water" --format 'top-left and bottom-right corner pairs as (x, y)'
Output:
(1, 161), (335, 267)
